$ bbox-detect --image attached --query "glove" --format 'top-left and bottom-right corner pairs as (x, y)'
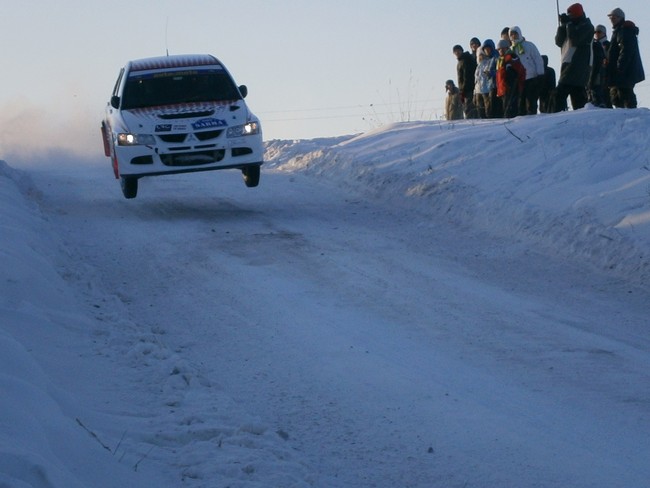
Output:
(559, 13), (569, 24)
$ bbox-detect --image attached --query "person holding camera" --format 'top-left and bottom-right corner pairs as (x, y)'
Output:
(552, 3), (594, 112)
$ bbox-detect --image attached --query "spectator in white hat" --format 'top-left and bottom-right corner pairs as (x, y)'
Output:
(606, 8), (645, 108)
(508, 26), (545, 115)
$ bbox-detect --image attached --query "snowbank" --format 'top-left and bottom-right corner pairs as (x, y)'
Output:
(0, 161), (152, 488)
(266, 107), (650, 284)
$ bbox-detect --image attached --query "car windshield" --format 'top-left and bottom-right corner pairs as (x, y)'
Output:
(121, 68), (241, 110)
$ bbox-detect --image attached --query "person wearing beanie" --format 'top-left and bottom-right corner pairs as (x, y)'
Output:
(552, 3), (594, 112)
(508, 26), (545, 115)
(567, 2), (584, 18)
(594, 23), (610, 55)
(452, 44), (478, 118)
(606, 8), (646, 108)
(589, 24), (611, 107)
(496, 39), (510, 51)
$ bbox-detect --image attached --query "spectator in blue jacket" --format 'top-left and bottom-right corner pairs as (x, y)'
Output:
(474, 40), (499, 118)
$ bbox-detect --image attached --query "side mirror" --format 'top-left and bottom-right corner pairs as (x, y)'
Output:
(238, 85), (248, 98)
(110, 96), (120, 109)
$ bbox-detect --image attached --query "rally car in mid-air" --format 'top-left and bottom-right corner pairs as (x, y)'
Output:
(101, 54), (263, 198)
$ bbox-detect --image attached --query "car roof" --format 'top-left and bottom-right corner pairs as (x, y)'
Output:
(128, 54), (222, 72)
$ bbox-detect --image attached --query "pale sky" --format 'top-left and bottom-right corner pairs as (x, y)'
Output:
(1, 0), (649, 153)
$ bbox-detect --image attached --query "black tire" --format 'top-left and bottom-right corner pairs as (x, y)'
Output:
(242, 165), (261, 188)
(120, 177), (138, 199)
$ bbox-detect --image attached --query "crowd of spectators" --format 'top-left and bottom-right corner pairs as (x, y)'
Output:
(445, 4), (645, 120)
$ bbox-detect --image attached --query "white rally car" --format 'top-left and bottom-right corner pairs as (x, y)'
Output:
(101, 54), (263, 198)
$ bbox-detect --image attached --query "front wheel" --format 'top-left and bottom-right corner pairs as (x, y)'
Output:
(120, 177), (138, 199)
(242, 165), (261, 188)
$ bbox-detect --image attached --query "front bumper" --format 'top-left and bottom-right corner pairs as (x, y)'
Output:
(114, 136), (264, 178)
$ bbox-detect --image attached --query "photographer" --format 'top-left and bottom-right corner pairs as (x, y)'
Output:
(552, 3), (594, 112)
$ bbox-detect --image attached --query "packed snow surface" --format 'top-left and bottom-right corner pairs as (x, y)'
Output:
(1, 107), (649, 487)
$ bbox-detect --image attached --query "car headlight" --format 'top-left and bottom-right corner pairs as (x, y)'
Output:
(227, 121), (260, 138)
(117, 133), (156, 146)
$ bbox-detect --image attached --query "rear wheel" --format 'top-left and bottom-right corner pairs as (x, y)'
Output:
(120, 177), (138, 199)
(242, 165), (261, 188)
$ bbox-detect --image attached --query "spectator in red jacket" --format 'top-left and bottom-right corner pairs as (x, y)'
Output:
(495, 40), (526, 118)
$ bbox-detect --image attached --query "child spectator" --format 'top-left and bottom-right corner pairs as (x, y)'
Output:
(496, 39), (526, 118)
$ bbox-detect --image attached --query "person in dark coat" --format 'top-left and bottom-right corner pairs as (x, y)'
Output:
(469, 37), (482, 113)
(590, 25), (612, 107)
(606, 8), (645, 108)
(552, 3), (594, 112)
(539, 55), (557, 113)
(453, 44), (478, 118)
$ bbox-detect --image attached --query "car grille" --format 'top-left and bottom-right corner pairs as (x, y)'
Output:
(157, 130), (223, 143)
(158, 134), (187, 143)
(160, 149), (225, 166)
(196, 130), (223, 141)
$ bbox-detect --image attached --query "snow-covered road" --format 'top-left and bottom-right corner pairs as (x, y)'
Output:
(26, 144), (650, 487)
(3, 109), (650, 487)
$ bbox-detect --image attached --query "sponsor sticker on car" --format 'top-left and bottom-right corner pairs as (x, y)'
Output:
(192, 118), (228, 130)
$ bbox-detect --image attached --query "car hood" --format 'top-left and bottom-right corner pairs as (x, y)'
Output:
(121, 101), (249, 134)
